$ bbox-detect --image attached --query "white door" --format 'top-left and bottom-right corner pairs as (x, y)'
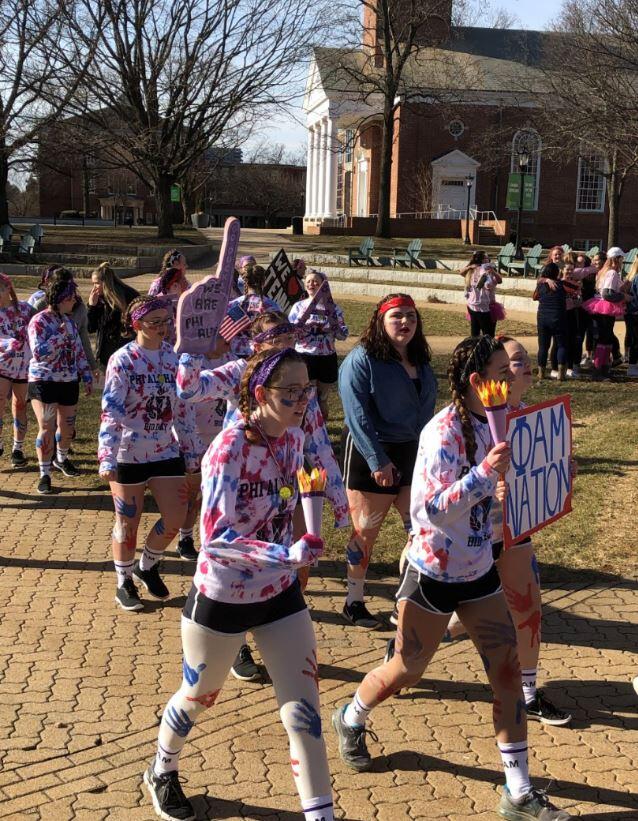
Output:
(438, 179), (467, 216)
(356, 159), (368, 217)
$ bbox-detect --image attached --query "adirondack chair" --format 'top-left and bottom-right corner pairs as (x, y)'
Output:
(29, 224), (44, 245)
(18, 234), (36, 256)
(0, 237), (4, 255)
(392, 239), (423, 268)
(622, 247), (638, 277)
(562, 244), (571, 254)
(496, 242), (515, 274)
(586, 246), (599, 259)
(506, 243), (542, 278)
(348, 237), (374, 266)
(0, 225), (12, 248)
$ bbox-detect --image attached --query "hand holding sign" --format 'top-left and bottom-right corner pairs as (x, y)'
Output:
(175, 217), (240, 355)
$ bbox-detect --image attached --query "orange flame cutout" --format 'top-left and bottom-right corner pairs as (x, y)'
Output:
(476, 379), (509, 408)
(297, 467), (327, 493)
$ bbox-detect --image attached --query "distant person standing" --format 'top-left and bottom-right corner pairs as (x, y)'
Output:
(465, 262), (502, 337)
(148, 249), (190, 296)
(87, 262), (139, 368)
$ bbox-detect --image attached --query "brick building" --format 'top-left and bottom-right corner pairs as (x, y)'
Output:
(303, 4), (638, 248)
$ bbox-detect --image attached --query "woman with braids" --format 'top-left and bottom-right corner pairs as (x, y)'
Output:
(226, 263), (280, 359)
(337, 293), (436, 628)
(152, 266), (190, 346)
(98, 296), (197, 612)
(87, 262), (139, 367)
(144, 348), (334, 821)
(27, 278), (93, 494)
(148, 249), (190, 296)
(177, 310), (349, 682)
(0, 273), (34, 467)
(333, 335), (572, 821)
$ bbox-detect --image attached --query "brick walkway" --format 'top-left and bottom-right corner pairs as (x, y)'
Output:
(0, 467), (637, 819)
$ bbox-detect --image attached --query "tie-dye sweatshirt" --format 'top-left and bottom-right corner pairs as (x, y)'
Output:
(0, 301), (34, 380)
(288, 298), (349, 356)
(177, 353), (349, 527)
(194, 421), (323, 603)
(227, 294), (281, 358)
(28, 309), (92, 384)
(98, 341), (197, 472)
(407, 403), (498, 583)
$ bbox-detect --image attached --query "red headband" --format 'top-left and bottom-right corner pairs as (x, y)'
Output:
(378, 296), (416, 316)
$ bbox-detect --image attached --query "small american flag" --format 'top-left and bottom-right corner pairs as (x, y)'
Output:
(219, 302), (251, 342)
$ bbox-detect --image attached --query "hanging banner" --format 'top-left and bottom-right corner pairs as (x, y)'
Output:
(170, 184), (181, 203)
(175, 217), (240, 354)
(503, 396), (573, 548)
(506, 173), (535, 211)
(263, 248), (303, 312)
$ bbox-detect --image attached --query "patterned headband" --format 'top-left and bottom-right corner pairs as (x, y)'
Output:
(130, 298), (167, 324)
(159, 266), (182, 293)
(459, 335), (501, 388)
(239, 255), (256, 268)
(55, 281), (77, 304)
(252, 322), (295, 344)
(248, 348), (296, 396)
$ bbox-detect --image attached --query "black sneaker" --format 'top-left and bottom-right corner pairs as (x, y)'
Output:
(332, 704), (378, 772)
(133, 562), (170, 600)
(177, 536), (198, 561)
(342, 600), (380, 629)
(143, 766), (195, 821)
(389, 605), (399, 625)
(115, 579), (144, 611)
(498, 786), (572, 819)
(11, 449), (27, 468)
(52, 457), (80, 477)
(384, 637), (396, 664)
(37, 474), (52, 495)
(231, 644), (263, 682)
(525, 690), (572, 726)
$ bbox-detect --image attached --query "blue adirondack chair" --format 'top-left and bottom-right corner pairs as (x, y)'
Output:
(496, 242), (515, 274)
(348, 237), (374, 266)
(392, 239), (423, 268)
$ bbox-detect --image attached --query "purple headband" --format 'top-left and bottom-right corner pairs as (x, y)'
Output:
(248, 348), (295, 396)
(130, 298), (167, 324)
(55, 281), (77, 304)
(239, 255), (256, 268)
(252, 322), (295, 344)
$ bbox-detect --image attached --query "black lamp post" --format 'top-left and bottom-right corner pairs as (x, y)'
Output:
(514, 145), (530, 260)
(463, 174), (474, 244)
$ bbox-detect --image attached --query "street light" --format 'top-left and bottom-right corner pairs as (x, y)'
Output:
(463, 174), (474, 244)
(514, 145), (530, 260)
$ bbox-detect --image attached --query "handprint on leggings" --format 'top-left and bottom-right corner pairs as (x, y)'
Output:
(476, 616), (517, 650)
(291, 698), (322, 738)
(183, 659), (206, 686)
(165, 706), (194, 737)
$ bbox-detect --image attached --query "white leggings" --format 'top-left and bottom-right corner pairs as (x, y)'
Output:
(157, 608), (332, 804)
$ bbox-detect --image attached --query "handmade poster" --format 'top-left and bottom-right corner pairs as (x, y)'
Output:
(503, 396), (572, 548)
(263, 248), (303, 312)
(175, 217), (240, 354)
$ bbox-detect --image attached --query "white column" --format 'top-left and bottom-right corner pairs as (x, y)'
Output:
(305, 127), (315, 218)
(316, 119), (327, 218)
(310, 124), (320, 217)
(324, 118), (338, 218)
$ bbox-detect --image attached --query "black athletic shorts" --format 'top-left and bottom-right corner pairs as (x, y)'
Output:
(115, 456), (185, 485)
(396, 562), (502, 615)
(183, 578), (306, 634)
(340, 427), (418, 495)
(28, 380), (80, 406)
(302, 352), (338, 384)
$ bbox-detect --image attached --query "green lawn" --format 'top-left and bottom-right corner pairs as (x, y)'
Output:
(7, 224), (208, 248)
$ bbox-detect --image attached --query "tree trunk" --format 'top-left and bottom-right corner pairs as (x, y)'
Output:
(82, 156), (91, 218)
(156, 173), (175, 239)
(0, 148), (10, 227)
(181, 185), (198, 225)
(375, 105), (395, 238)
(606, 150), (619, 249)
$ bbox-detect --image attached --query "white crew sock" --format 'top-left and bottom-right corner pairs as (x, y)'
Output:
(139, 545), (163, 571)
(114, 559), (134, 588)
(346, 576), (365, 606)
(498, 740), (531, 800)
(302, 795), (334, 821)
(154, 741), (179, 775)
(13, 438), (22, 452)
(39, 461), (51, 477)
(343, 692), (372, 728)
(521, 668), (537, 704)
(179, 527), (194, 541)
(56, 446), (69, 463)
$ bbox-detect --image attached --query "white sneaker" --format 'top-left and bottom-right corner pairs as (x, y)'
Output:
(581, 355), (592, 367)
(550, 370), (559, 379)
(566, 369), (574, 378)
(633, 676), (638, 696)
(627, 364), (638, 377)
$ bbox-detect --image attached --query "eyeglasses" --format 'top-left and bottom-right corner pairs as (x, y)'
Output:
(142, 317), (170, 328)
(268, 385), (313, 401)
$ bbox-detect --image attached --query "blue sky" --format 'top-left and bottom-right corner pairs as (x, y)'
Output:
(268, 1), (558, 153)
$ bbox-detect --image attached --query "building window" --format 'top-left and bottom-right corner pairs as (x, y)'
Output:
(576, 154), (606, 212)
(336, 139), (344, 213)
(344, 129), (354, 164)
(448, 119), (465, 140)
(510, 128), (541, 210)
(574, 238), (603, 251)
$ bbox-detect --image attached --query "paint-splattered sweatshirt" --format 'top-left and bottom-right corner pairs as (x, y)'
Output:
(194, 421), (323, 603)
(27, 309), (92, 384)
(227, 294), (281, 358)
(177, 353), (350, 527)
(98, 341), (198, 472)
(0, 302), (34, 380)
(288, 297), (348, 356)
(407, 403), (498, 583)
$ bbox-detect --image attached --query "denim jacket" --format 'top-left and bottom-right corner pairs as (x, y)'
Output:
(338, 344), (437, 473)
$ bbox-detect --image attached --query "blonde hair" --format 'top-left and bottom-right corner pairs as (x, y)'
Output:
(93, 262), (128, 314)
(596, 257), (622, 291)
(626, 258), (638, 283)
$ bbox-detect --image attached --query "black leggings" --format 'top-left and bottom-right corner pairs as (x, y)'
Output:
(627, 314), (638, 364)
(551, 309), (580, 370)
(468, 309), (496, 337)
(537, 315), (567, 368)
(593, 315), (616, 347)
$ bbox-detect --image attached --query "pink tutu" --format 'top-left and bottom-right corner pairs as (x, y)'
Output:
(582, 296), (626, 318)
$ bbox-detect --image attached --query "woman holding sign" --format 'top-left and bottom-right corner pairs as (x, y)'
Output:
(338, 293), (436, 628)
(333, 335), (572, 821)
(144, 348), (335, 821)
(289, 270), (349, 421)
(98, 296), (196, 612)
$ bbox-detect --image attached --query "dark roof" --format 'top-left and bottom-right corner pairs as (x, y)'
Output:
(449, 26), (565, 67)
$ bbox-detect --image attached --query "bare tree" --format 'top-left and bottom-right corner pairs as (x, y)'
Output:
(0, 0), (93, 225)
(63, 0), (330, 238)
(452, 0), (518, 29)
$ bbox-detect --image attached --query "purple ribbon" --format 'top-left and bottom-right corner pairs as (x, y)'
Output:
(252, 322), (296, 344)
(248, 348), (295, 396)
(130, 298), (167, 324)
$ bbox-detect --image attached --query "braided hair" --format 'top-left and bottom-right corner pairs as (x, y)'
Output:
(124, 295), (164, 332)
(242, 264), (265, 296)
(448, 336), (504, 466)
(250, 310), (288, 338)
(239, 348), (305, 441)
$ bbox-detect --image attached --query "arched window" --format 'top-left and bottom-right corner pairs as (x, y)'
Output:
(510, 128), (541, 210)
